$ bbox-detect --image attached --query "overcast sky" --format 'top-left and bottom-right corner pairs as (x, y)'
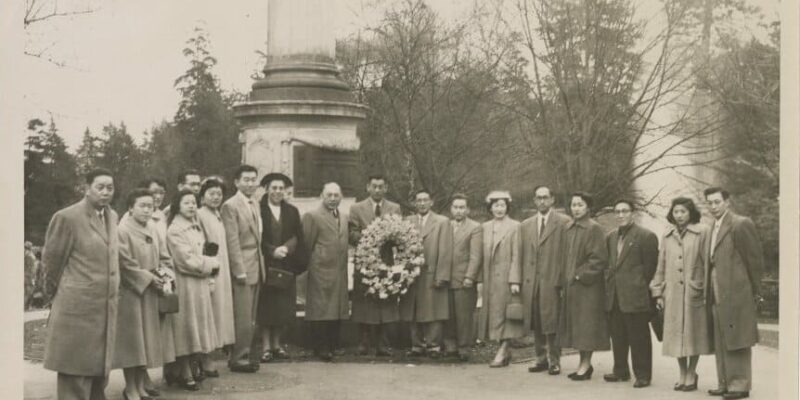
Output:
(15, 0), (778, 150)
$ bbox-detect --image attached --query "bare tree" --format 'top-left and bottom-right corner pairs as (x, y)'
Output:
(24, 0), (98, 67)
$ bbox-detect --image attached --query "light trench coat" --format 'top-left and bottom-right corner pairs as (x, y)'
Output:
(197, 207), (236, 347)
(650, 224), (713, 357)
(113, 216), (171, 369)
(477, 217), (522, 341)
(167, 215), (219, 356)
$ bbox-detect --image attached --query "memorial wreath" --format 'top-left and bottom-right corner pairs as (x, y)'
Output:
(354, 214), (425, 300)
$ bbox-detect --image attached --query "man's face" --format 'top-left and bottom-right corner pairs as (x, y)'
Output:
(180, 174), (202, 195)
(322, 184), (342, 210)
(86, 175), (114, 208)
(236, 172), (259, 197)
(415, 193), (432, 215)
(706, 192), (729, 219)
(148, 183), (166, 208)
(367, 179), (387, 202)
(450, 199), (468, 221)
(534, 187), (554, 214)
(614, 202), (634, 228)
(266, 180), (285, 205)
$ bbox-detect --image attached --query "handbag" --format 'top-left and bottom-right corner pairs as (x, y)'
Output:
(505, 295), (524, 321)
(650, 308), (664, 342)
(266, 267), (295, 289)
(158, 291), (179, 314)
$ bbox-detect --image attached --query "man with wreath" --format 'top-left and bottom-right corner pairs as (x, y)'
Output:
(348, 175), (402, 356)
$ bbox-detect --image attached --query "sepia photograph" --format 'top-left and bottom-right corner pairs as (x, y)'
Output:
(4, 0), (798, 399)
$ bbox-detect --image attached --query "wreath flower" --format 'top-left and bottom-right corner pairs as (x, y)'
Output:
(354, 214), (425, 300)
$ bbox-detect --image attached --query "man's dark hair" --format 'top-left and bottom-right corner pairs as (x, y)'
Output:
(451, 193), (469, 206)
(703, 187), (730, 200)
(234, 165), (259, 181)
(126, 188), (154, 209)
(367, 174), (386, 184)
(613, 198), (636, 211)
(177, 169), (201, 185)
(414, 189), (432, 200)
(137, 177), (167, 190)
(86, 168), (113, 185)
(532, 185), (553, 198)
(666, 197), (702, 225)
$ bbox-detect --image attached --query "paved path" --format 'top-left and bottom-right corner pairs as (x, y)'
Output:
(24, 336), (779, 400)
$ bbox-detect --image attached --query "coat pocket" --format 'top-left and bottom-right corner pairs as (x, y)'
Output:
(687, 279), (705, 306)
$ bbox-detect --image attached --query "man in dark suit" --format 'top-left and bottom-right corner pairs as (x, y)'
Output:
(163, 169), (201, 218)
(515, 185), (570, 375)
(442, 194), (482, 361)
(704, 187), (763, 400)
(603, 199), (659, 388)
(348, 175), (402, 356)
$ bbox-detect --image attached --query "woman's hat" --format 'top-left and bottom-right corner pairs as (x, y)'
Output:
(485, 190), (512, 204)
(260, 172), (293, 188)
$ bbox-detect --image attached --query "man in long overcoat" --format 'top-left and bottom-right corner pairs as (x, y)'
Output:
(442, 194), (482, 360)
(348, 175), (402, 356)
(514, 185), (570, 375)
(41, 169), (121, 400)
(222, 165), (266, 372)
(400, 190), (453, 357)
(704, 187), (763, 400)
(302, 182), (350, 361)
(603, 199), (659, 388)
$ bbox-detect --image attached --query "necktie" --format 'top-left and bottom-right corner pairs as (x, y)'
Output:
(538, 216), (545, 238)
(617, 232), (625, 257)
(711, 220), (721, 260)
(97, 210), (105, 227)
(333, 209), (340, 228)
(375, 203), (382, 217)
(248, 200), (261, 234)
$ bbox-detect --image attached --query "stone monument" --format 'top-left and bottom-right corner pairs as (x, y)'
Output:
(234, 0), (368, 213)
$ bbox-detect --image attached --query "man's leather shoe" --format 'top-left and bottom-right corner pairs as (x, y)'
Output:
(548, 365), (561, 375)
(356, 346), (369, 356)
(428, 350), (442, 359)
(376, 348), (393, 357)
(633, 379), (651, 388)
(603, 373), (631, 382)
(406, 349), (425, 357)
(708, 388), (728, 396)
(444, 351), (460, 358)
(229, 363), (258, 373)
(528, 362), (548, 373)
(722, 392), (749, 399)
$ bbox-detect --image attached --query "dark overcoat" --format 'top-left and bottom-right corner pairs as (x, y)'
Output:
(302, 205), (350, 321)
(512, 211), (570, 335)
(705, 212), (763, 350)
(605, 223), (659, 313)
(559, 217), (610, 351)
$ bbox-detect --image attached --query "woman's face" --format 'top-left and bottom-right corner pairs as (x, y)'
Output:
(130, 196), (154, 225)
(202, 187), (224, 209)
(672, 204), (690, 226)
(148, 182), (166, 208)
(178, 194), (197, 219)
(491, 199), (508, 219)
(570, 196), (589, 219)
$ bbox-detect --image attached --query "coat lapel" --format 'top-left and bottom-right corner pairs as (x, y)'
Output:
(239, 194), (260, 241)
(617, 226), (635, 266)
(713, 213), (732, 253)
(85, 201), (109, 243)
(420, 213), (437, 238)
(538, 213), (557, 245)
(490, 218), (514, 258)
(452, 219), (470, 244)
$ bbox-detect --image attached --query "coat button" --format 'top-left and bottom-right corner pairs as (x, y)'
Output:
(678, 256), (682, 259)
(679, 280), (684, 285)
(678, 268), (683, 272)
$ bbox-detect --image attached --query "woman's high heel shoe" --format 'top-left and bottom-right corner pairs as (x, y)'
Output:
(174, 376), (199, 392)
(683, 373), (698, 391)
(489, 353), (511, 368)
(570, 365), (593, 381)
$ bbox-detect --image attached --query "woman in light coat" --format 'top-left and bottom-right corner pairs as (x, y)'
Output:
(650, 197), (712, 391)
(166, 190), (219, 391)
(476, 190), (522, 367)
(560, 192), (609, 381)
(114, 189), (170, 400)
(196, 179), (236, 375)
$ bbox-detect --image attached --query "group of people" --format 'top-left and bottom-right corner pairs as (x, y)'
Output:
(38, 166), (764, 400)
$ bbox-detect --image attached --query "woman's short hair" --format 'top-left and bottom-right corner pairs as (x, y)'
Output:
(486, 197), (512, 214)
(167, 189), (197, 226)
(199, 178), (225, 200)
(485, 191), (513, 214)
(666, 197), (701, 225)
(126, 188), (154, 210)
(569, 191), (594, 210)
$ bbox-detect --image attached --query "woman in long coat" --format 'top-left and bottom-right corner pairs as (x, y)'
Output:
(476, 191), (522, 367)
(196, 179), (236, 371)
(166, 190), (219, 391)
(257, 173), (306, 362)
(114, 189), (169, 400)
(650, 197), (712, 391)
(560, 192), (609, 381)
